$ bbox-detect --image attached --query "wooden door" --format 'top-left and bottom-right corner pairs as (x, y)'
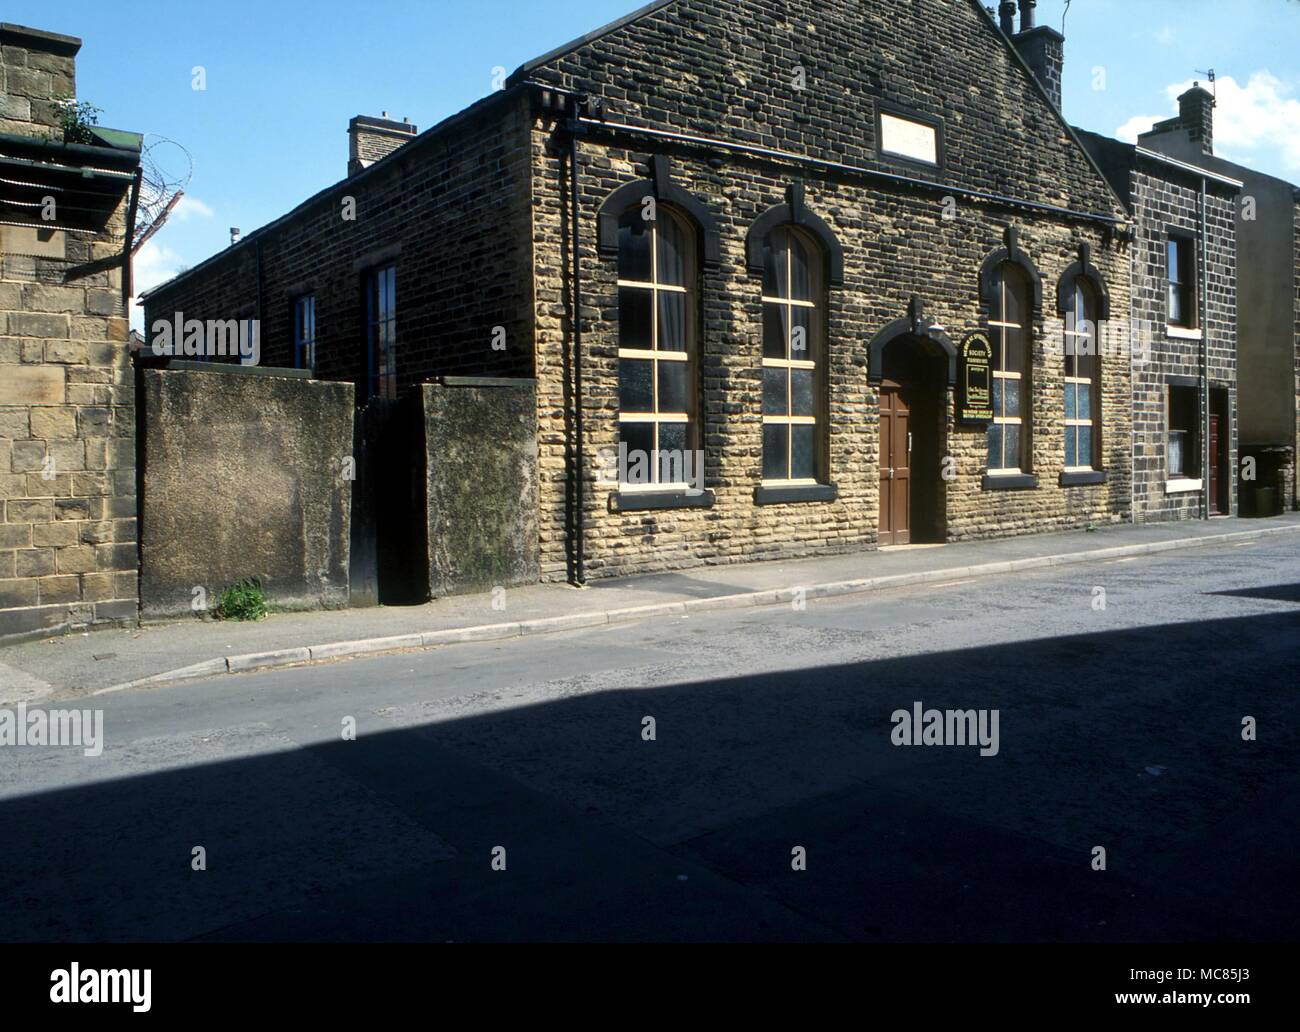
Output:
(1208, 413), (1222, 515)
(879, 383), (911, 545)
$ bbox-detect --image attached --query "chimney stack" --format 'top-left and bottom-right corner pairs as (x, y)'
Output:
(348, 113), (418, 177)
(1178, 83), (1215, 154)
(1012, 7), (1064, 111)
(998, 1), (1017, 35)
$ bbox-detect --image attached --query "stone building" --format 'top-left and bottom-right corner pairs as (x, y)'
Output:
(1125, 87), (1298, 517)
(145, 0), (1135, 591)
(0, 23), (141, 640)
(1078, 92), (1241, 522)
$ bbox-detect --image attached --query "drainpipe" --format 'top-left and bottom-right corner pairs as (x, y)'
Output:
(567, 97), (587, 586)
(123, 163), (144, 619)
(120, 165), (143, 312)
(1200, 176), (1210, 520)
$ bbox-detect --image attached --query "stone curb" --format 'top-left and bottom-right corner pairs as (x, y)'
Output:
(98, 522), (1300, 693)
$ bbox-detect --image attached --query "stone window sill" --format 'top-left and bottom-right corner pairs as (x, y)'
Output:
(1166, 325), (1203, 341)
(755, 483), (839, 505)
(982, 472), (1039, 491)
(1060, 470), (1107, 487)
(609, 489), (715, 513)
(1166, 478), (1203, 494)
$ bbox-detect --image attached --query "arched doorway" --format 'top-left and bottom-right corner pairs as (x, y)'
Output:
(869, 303), (956, 546)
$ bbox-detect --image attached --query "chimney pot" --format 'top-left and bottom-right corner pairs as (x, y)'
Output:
(998, 1), (1017, 34)
(1018, 0), (1037, 31)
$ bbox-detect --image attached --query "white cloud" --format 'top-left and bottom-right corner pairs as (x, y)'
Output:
(1116, 73), (1300, 178)
(1155, 25), (1175, 46)
(129, 240), (186, 332)
(1115, 112), (1163, 144)
(171, 195), (214, 222)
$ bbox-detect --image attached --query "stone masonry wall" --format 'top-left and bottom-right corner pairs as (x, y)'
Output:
(144, 90), (536, 394)
(139, 365), (355, 619)
(1129, 168), (1237, 522)
(423, 379), (539, 597)
(519, 0), (1119, 217)
(0, 26), (138, 641)
(523, 0), (1132, 581)
(531, 138), (1131, 581)
(0, 240), (137, 641)
(0, 24), (75, 136)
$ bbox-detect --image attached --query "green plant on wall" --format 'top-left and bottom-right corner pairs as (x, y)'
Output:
(56, 96), (102, 145)
(214, 578), (269, 622)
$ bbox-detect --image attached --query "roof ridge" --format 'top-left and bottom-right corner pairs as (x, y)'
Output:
(507, 0), (681, 86)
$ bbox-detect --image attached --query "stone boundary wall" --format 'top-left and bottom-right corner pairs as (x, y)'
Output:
(138, 362), (354, 619)
(423, 378), (539, 598)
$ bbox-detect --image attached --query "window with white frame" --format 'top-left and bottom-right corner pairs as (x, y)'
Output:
(1167, 234), (1196, 329)
(987, 264), (1030, 473)
(761, 226), (822, 483)
(616, 205), (695, 487)
(1064, 279), (1099, 470)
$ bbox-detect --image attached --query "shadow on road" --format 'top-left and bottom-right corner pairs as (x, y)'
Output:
(1210, 582), (1300, 604)
(1, 606), (1297, 942)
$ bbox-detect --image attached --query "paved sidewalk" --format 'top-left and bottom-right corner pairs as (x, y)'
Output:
(2, 514), (1298, 699)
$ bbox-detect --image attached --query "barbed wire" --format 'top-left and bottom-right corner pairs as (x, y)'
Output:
(132, 133), (193, 252)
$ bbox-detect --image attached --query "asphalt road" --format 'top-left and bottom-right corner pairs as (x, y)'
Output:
(2, 535), (1298, 942)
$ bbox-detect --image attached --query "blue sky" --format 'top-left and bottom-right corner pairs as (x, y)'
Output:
(10, 0), (1299, 325)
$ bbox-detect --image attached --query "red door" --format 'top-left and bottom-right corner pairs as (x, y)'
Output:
(879, 383), (911, 545)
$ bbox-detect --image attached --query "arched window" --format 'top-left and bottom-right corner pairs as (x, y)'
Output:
(1064, 278), (1100, 470)
(761, 226), (823, 483)
(616, 205), (696, 487)
(987, 263), (1031, 474)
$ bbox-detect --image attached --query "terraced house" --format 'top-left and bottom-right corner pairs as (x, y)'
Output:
(144, 0), (1136, 593)
(1078, 89), (1242, 524)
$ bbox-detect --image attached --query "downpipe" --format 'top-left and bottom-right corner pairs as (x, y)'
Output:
(1200, 176), (1210, 520)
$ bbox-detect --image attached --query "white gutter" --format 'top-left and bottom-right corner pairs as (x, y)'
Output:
(1135, 146), (1243, 190)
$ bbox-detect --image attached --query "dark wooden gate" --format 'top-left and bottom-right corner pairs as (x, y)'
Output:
(349, 396), (427, 606)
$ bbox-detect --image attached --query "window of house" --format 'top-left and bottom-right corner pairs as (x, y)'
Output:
(365, 265), (396, 400)
(616, 206), (696, 487)
(987, 264), (1031, 473)
(293, 295), (317, 371)
(1064, 279), (1099, 470)
(760, 226), (823, 483)
(1167, 234), (1196, 329)
(1168, 384), (1200, 478)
